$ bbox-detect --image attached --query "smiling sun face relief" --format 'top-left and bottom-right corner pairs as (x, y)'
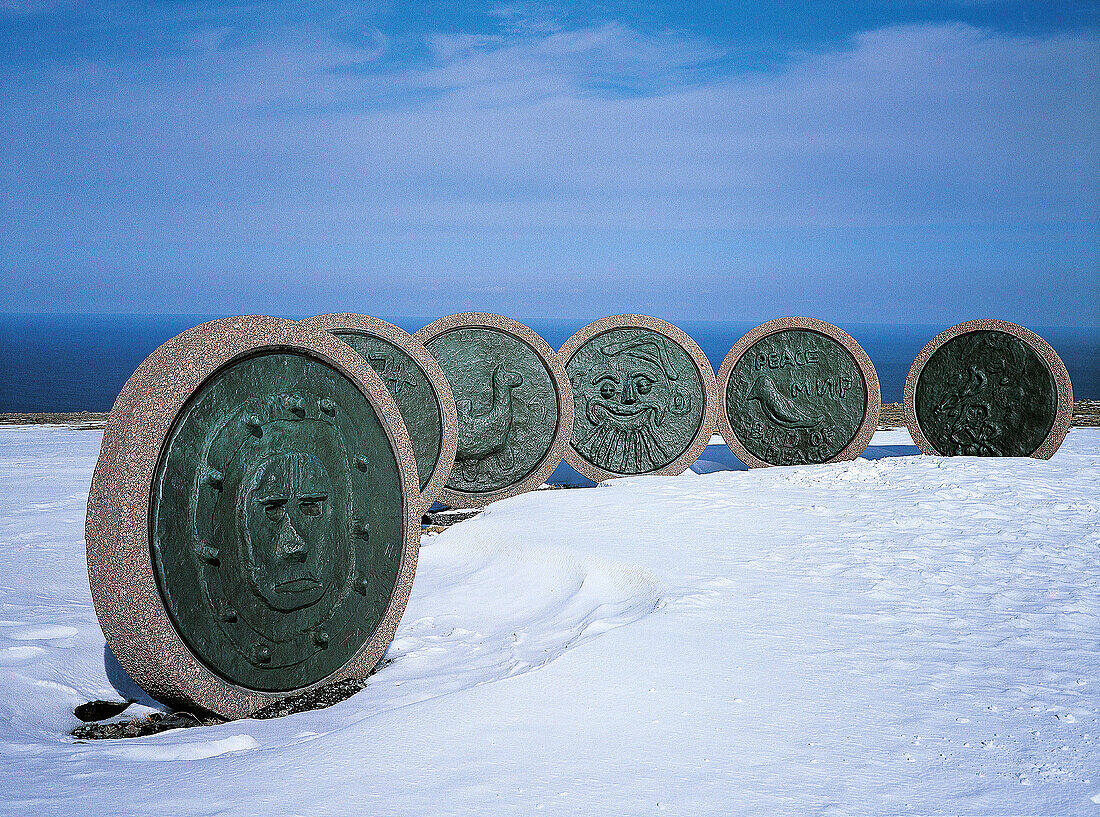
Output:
(561, 317), (717, 481)
(575, 337), (681, 472)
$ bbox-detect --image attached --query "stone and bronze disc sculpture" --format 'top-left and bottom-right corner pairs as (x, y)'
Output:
(413, 314), (574, 508)
(299, 313), (458, 513)
(717, 318), (880, 468)
(85, 316), (420, 718)
(904, 320), (1072, 459)
(558, 315), (718, 481)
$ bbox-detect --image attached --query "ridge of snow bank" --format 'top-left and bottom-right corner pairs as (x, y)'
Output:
(0, 427), (662, 751)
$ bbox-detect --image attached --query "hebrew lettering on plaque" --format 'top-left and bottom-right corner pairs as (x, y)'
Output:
(726, 330), (867, 466)
(914, 329), (1057, 457)
(566, 329), (705, 475)
(150, 352), (405, 693)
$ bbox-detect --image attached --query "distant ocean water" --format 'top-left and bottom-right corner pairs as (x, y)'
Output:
(1, 313), (1097, 412)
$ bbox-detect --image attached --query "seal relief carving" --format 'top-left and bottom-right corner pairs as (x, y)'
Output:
(298, 314), (458, 513)
(904, 320), (1072, 459)
(559, 316), (718, 481)
(414, 314), (573, 508)
(717, 318), (880, 468)
(86, 316), (419, 718)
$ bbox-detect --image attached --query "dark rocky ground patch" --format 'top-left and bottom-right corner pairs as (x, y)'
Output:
(72, 708), (220, 740)
(71, 660), (399, 740)
(0, 411), (109, 428)
(74, 699), (133, 722)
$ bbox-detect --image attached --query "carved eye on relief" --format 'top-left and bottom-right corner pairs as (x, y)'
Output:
(260, 496), (287, 520)
(635, 377), (654, 395)
(600, 382), (616, 399)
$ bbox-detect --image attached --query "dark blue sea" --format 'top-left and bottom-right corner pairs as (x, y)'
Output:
(1, 313), (1097, 412)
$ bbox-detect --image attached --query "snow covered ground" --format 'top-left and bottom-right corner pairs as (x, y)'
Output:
(1, 425), (1098, 816)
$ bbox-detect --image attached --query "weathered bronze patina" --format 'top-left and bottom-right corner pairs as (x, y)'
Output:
(299, 314), (458, 512)
(414, 314), (573, 507)
(904, 320), (1072, 459)
(717, 318), (880, 468)
(151, 352), (402, 692)
(86, 316), (419, 718)
(559, 316), (718, 481)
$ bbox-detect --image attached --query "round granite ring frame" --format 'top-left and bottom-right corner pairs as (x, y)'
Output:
(298, 313), (459, 515)
(558, 315), (719, 482)
(85, 315), (420, 719)
(903, 319), (1073, 459)
(413, 313), (574, 509)
(716, 317), (881, 468)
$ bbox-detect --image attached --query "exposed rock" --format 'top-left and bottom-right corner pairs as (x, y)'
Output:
(71, 710), (218, 741)
(251, 677), (370, 720)
(74, 699), (132, 722)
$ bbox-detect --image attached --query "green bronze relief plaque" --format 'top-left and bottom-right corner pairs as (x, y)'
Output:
(566, 328), (706, 475)
(725, 329), (867, 466)
(914, 329), (1057, 457)
(333, 331), (442, 494)
(424, 327), (559, 495)
(149, 351), (405, 693)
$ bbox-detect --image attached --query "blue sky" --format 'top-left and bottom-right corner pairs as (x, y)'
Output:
(1, 1), (1097, 326)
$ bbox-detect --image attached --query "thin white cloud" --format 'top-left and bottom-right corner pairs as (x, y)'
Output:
(428, 33), (506, 61)
(489, 2), (563, 36)
(411, 22), (723, 105)
(5, 21), (1095, 231)
(2, 19), (1097, 320)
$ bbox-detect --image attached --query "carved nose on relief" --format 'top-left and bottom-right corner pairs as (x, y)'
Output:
(279, 522), (308, 562)
(355, 455), (369, 471)
(253, 645), (272, 664)
(284, 395), (306, 415)
(319, 398), (336, 415)
(204, 468), (223, 488)
(312, 630), (329, 647)
(352, 519), (370, 539)
(244, 414), (263, 434)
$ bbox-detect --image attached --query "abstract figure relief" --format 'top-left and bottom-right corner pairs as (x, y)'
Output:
(565, 326), (708, 477)
(85, 316), (422, 718)
(723, 326), (870, 467)
(914, 330), (1058, 458)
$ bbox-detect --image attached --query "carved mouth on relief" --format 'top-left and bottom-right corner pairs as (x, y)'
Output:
(276, 576), (322, 593)
(589, 401), (657, 430)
